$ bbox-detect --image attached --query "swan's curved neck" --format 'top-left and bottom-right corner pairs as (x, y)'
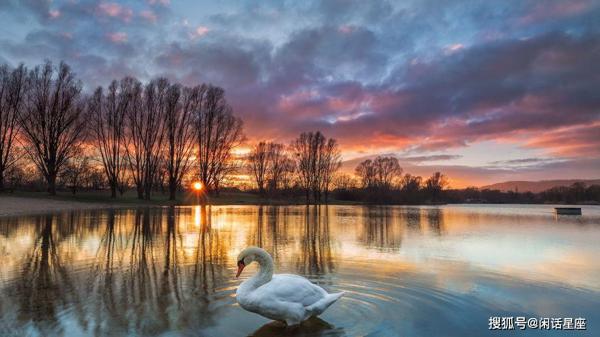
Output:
(246, 251), (274, 289)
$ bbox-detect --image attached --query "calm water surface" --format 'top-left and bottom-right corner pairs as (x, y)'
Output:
(0, 205), (599, 336)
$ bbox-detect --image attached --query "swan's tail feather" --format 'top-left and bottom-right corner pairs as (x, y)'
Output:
(306, 292), (345, 315)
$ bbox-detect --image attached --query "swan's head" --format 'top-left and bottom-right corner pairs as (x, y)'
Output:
(236, 246), (270, 278)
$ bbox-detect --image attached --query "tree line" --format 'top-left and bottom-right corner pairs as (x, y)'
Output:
(247, 131), (341, 203)
(0, 60), (343, 203)
(2, 61), (597, 205)
(0, 60), (245, 199)
(335, 156), (450, 204)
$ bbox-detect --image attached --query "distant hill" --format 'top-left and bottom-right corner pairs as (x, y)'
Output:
(481, 179), (600, 193)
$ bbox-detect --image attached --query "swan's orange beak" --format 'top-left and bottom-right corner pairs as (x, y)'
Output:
(236, 261), (245, 278)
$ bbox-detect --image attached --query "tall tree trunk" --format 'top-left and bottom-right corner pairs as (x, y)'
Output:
(0, 175), (4, 192)
(144, 184), (151, 200)
(137, 185), (144, 199)
(110, 183), (117, 198)
(47, 174), (57, 195)
(168, 177), (177, 201)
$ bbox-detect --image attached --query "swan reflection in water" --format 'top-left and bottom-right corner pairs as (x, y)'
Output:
(250, 317), (344, 337)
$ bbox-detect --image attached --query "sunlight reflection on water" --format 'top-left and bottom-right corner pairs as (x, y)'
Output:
(0, 204), (599, 336)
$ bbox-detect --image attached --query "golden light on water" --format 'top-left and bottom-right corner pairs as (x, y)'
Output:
(194, 205), (201, 227)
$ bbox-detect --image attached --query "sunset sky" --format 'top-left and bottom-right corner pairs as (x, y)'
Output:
(0, 0), (599, 187)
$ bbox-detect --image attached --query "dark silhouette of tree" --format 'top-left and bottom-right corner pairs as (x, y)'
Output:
(355, 156), (402, 190)
(355, 159), (376, 188)
(266, 142), (293, 193)
(291, 131), (341, 203)
(400, 174), (422, 192)
(373, 156), (402, 189)
(196, 85), (244, 194)
(248, 141), (269, 195)
(249, 141), (294, 196)
(125, 78), (168, 200)
(333, 173), (357, 190)
(89, 78), (132, 198)
(19, 61), (86, 195)
(425, 172), (448, 202)
(400, 173), (422, 202)
(164, 84), (203, 200)
(61, 155), (91, 194)
(0, 63), (27, 191)
(319, 138), (341, 201)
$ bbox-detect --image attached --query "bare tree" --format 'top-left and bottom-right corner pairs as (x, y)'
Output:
(164, 84), (203, 200)
(196, 85), (244, 194)
(266, 142), (291, 192)
(291, 132), (318, 202)
(355, 156), (402, 190)
(319, 138), (341, 201)
(123, 78), (145, 198)
(291, 131), (340, 203)
(400, 173), (422, 192)
(355, 159), (376, 188)
(278, 156), (296, 191)
(373, 156), (402, 189)
(89, 78), (132, 198)
(125, 78), (168, 200)
(425, 171), (448, 202)
(248, 141), (269, 195)
(333, 173), (357, 190)
(0, 64), (27, 191)
(19, 61), (86, 195)
(61, 155), (91, 194)
(400, 173), (422, 203)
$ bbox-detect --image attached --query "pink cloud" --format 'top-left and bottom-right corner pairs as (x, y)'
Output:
(338, 25), (355, 34)
(107, 32), (128, 43)
(519, 0), (592, 25)
(97, 2), (133, 22)
(49, 9), (61, 19)
(525, 122), (600, 156)
(140, 10), (157, 23)
(443, 43), (464, 55)
(191, 26), (210, 39)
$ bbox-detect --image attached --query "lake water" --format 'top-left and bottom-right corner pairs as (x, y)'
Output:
(0, 204), (599, 336)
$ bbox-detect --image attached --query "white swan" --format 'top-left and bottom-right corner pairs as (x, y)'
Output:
(235, 246), (344, 325)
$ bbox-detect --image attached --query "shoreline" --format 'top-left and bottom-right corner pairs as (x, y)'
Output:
(0, 195), (138, 217)
(2, 192), (598, 217)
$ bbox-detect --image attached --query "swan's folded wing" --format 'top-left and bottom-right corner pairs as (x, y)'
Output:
(256, 274), (327, 307)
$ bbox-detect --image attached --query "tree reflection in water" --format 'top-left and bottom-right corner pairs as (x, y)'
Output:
(249, 206), (290, 263)
(360, 206), (403, 251)
(425, 208), (445, 235)
(6, 213), (89, 336)
(404, 207), (422, 232)
(0, 207), (238, 336)
(296, 206), (335, 276)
